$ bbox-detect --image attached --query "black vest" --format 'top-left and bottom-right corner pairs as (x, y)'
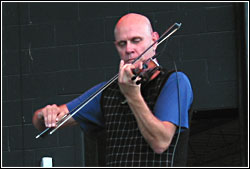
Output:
(101, 70), (180, 167)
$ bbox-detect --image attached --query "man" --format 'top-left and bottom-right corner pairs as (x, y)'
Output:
(32, 13), (193, 167)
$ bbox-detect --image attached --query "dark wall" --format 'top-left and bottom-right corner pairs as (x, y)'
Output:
(2, 2), (247, 167)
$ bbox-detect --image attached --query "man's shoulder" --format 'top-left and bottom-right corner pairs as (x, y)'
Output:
(165, 71), (190, 83)
(160, 71), (192, 91)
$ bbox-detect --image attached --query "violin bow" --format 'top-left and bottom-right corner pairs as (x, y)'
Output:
(35, 22), (182, 139)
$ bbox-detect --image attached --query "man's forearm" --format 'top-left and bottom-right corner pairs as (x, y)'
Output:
(126, 94), (176, 154)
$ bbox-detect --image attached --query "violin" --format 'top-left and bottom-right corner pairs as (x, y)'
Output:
(35, 22), (182, 139)
(131, 56), (162, 85)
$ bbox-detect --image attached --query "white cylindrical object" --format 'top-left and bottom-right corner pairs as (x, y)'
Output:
(41, 157), (53, 167)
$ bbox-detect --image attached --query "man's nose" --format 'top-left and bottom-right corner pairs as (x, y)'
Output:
(125, 41), (134, 54)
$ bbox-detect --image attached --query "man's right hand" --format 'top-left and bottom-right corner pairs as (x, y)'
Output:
(32, 104), (70, 131)
(40, 104), (68, 128)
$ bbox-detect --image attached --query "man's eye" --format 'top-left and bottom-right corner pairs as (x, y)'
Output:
(118, 41), (126, 47)
(132, 38), (142, 43)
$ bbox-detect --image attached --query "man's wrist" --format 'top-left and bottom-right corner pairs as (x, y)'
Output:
(125, 92), (144, 105)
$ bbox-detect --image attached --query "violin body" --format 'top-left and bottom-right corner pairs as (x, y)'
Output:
(131, 57), (162, 85)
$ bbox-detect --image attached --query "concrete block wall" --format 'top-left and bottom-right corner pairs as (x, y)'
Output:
(2, 2), (245, 166)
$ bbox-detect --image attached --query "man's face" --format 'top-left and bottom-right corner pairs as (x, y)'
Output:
(114, 22), (157, 67)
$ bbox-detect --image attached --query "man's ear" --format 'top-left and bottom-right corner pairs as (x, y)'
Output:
(152, 31), (159, 41)
(152, 31), (159, 50)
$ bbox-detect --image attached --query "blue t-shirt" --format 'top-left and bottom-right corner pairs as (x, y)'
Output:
(66, 72), (193, 133)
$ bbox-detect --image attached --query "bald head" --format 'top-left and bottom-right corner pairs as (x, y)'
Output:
(114, 13), (153, 40)
(113, 13), (159, 63)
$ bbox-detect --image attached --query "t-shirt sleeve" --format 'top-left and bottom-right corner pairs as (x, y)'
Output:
(66, 82), (106, 133)
(154, 72), (193, 129)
